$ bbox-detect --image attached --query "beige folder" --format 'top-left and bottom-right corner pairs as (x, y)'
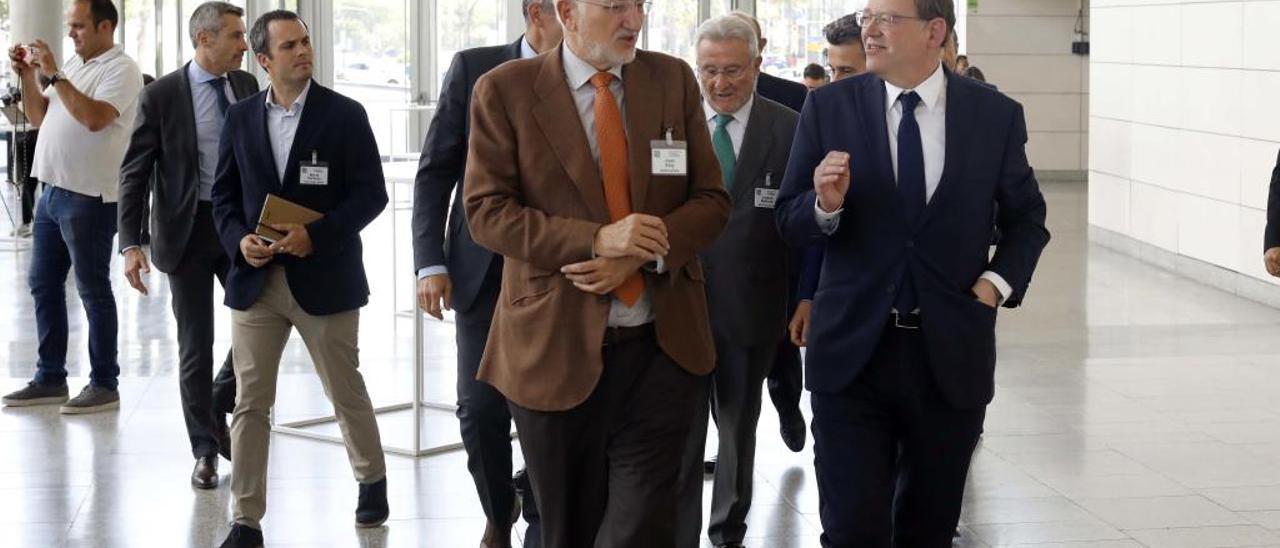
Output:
(256, 194), (323, 243)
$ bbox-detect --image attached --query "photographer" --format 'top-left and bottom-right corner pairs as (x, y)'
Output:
(0, 0), (143, 414)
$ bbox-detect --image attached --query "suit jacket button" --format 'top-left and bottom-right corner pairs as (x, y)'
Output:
(905, 240), (914, 248)
(887, 284), (896, 294)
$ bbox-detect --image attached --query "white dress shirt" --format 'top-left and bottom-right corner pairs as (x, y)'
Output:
(561, 45), (655, 327)
(703, 94), (754, 158)
(815, 62), (1012, 303)
(264, 80), (312, 183)
(32, 45), (143, 202)
(417, 36), (543, 281)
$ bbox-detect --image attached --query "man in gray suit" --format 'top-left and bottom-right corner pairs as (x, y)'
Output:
(117, 1), (258, 489)
(676, 14), (800, 548)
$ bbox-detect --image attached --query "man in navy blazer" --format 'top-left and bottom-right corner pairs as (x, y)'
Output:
(774, 0), (1049, 544)
(412, 2), (560, 545)
(212, 11), (389, 548)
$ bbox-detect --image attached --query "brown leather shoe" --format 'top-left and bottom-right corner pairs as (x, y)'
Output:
(191, 456), (218, 489)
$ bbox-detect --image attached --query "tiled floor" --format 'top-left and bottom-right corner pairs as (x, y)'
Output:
(5, 180), (1280, 547)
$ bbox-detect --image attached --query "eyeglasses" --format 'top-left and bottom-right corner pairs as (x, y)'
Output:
(853, 10), (927, 28)
(574, 0), (652, 16)
(698, 65), (749, 80)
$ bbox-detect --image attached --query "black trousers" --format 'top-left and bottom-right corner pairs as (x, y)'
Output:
(811, 323), (985, 548)
(168, 204), (237, 459)
(510, 329), (701, 548)
(766, 333), (803, 417)
(676, 338), (778, 547)
(455, 267), (540, 546)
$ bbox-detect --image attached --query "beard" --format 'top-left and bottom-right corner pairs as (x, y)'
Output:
(577, 32), (638, 68)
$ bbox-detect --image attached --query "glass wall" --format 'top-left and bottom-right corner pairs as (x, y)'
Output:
(121, 0), (159, 77)
(756, 0), (863, 80)
(644, 1), (699, 68)
(434, 0), (506, 92)
(332, 0), (411, 157)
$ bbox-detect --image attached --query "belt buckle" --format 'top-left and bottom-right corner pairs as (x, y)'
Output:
(892, 311), (920, 330)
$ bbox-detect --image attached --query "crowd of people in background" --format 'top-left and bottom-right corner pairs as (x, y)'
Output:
(1, 1), (1043, 547)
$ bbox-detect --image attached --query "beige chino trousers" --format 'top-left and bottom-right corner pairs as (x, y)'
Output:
(229, 266), (386, 529)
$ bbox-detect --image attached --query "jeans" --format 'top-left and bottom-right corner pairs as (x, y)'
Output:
(29, 186), (120, 390)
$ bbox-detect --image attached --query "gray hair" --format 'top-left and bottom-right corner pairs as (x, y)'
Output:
(188, 1), (244, 48)
(695, 14), (760, 59)
(726, 10), (762, 42)
(523, 0), (553, 21)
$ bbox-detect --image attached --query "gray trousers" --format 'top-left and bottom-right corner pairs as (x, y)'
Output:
(676, 338), (779, 547)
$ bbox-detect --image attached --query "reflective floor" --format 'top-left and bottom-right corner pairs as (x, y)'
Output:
(5, 180), (1280, 547)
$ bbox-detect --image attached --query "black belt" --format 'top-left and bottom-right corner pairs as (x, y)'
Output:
(603, 323), (654, 346)
(889, 311), (922, 330)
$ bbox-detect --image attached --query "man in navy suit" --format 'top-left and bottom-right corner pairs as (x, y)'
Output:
(774, 0), (1049, 544)
(412, 3), (559, 546)
(212, 11), (389, 548)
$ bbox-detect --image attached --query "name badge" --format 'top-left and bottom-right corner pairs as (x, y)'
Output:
(300, 151), (329, 186)
(755, 188), (779, 209)
(651, 128), (687, 176)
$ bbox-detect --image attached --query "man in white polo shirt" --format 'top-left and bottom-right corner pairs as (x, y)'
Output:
(1, 0), (142, 414)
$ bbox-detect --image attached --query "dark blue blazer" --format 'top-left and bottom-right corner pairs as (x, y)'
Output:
(757, 72), (808, 114)
(412, 38), (523, 313)
(212, 82), (389, 315)
(775, 71), (1049, 409)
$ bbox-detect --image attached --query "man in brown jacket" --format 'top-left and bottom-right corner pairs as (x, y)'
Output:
(462, 1), (731, 547)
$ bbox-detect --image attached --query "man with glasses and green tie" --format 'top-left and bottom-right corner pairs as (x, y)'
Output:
(462, 0), (731, 546)
(674, 14), (799, 548)
(775, 0), (1049, 544)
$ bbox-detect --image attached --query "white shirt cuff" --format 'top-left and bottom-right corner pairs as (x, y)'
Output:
(120, 245), (140, 255)
(980, 271), (1012, 306)
(417, 265), (448, 280)
(814, 197), (842, 235)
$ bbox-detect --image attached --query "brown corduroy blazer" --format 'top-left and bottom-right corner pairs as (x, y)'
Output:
(463, 45), (731, 412)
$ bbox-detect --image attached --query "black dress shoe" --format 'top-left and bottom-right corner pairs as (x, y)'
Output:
(355, 477), (389, 528)
(191, 456), (218, 489)
(779, 409), (807, 452)
(219, 523), (263, 548)
(717, 544), (745, 548)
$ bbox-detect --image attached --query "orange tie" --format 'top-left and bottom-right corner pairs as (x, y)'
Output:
(590, 72), (644, 306)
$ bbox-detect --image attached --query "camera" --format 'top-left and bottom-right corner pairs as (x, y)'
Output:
(0, 86), (19, 107)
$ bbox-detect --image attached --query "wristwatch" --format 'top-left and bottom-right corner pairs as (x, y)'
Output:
(47, 70), (67, 86)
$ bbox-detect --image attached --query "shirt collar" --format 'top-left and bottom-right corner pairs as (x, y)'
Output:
(562, 43), (623, 91)
(703, 93), (755, 126)
(265, 79), (313, 114)
(188, 60), (224, 85)
(82, 44), (123, 65)
(520, 36), (538, 60)
(884, 61), (946, 111)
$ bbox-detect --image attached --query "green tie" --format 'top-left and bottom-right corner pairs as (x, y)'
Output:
(712, 114), (736, 191)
